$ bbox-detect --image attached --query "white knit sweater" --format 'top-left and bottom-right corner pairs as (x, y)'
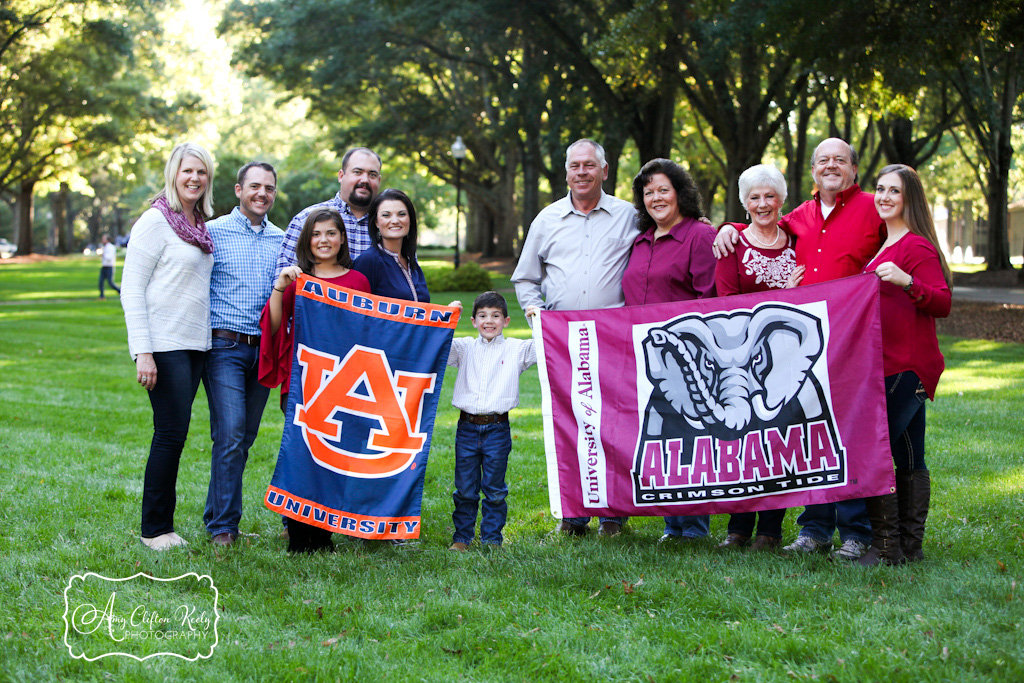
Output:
(121, 208), (213, 358)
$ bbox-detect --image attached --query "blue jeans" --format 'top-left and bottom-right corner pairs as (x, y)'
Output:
(796, 499), (871, 544)
(202, 337), (271, 536)
(141, 350), (206, 538)
(662, 515), (710, 538)
(98, 266), (119, 297)
(452, 420), (512, 545)
(886, 372), (927, 471)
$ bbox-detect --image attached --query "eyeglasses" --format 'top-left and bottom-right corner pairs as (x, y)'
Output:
(814, 155), (851, 167)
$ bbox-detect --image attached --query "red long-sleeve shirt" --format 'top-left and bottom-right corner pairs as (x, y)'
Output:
(779, 184), (885, 285)
(863, 233), (951, 399)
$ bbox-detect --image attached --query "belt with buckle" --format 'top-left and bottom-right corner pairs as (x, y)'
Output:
(459, 411), (509, 425)
(212, 329), (260, 347)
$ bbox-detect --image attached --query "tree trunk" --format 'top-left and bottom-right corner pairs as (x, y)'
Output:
(984, 51), (1018, 271)
(722, 157), (745, 223)
(464, 193), (483, 254)
(787, 102), (812, 212)
(87, 206), (102, 251)
(632, 87), (677, 163)
(491, 145), (519, 258)
(521, 134), (541, 247)
(601, 131), (628, 197)
(15, 179), (35, 256)
(52, 183), (69, 254)
(984, 163), (1012, 270)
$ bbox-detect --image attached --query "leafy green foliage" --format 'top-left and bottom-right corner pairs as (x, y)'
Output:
(424, 262), (493, 293)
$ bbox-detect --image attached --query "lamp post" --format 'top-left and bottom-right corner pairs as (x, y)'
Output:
(451, 136), (467, 269)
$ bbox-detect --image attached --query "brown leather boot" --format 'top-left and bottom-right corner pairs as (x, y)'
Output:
(857, 493), (906, 566)
(900, 470), (930, 562)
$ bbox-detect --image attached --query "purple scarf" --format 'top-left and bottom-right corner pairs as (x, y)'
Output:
(151, 195), (214, 254)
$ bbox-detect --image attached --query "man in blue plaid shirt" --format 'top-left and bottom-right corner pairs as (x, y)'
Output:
(274, 147), (382, 278)
(203, 161), (285, 547)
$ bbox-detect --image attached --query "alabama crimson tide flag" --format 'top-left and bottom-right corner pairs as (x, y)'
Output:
(265, 275), (458, 539)
(535, 273), (894, 519)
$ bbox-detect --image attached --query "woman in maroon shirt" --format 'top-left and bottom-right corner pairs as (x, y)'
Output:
(624, 158), (716, 544)
(623, 158), (717, 305)
(859, 164), (952, 566)
(714, 164), (798, 552)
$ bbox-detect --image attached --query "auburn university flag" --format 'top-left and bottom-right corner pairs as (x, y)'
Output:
(535, 273), (894, 519)
(265, 275), (458, 539)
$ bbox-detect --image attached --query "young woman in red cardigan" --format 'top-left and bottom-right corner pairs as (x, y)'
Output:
(859, 164), (952, 566)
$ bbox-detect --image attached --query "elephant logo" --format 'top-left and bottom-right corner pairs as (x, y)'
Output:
(632, 302), (846, 504)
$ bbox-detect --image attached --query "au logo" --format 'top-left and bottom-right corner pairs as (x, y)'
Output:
(294, 343), (436, 478)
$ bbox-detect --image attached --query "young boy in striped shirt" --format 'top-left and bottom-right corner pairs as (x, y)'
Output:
(446, 291), (536, 550)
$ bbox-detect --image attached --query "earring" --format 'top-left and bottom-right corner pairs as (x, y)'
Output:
(745, 212), (750, 221)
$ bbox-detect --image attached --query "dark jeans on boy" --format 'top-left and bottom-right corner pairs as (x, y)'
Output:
(452, 416), (511, 546)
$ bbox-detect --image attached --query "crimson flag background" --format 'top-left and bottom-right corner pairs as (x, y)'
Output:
(535, 274), (893, 519)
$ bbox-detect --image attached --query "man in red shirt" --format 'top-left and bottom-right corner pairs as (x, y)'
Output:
(714, 137), (884, 561)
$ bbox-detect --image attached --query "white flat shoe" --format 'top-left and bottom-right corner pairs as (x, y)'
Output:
(166, 532), (188, 547)
(140, 533), (187, 551)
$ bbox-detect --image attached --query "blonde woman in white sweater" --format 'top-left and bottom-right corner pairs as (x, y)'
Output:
(122, 142), (216, 551)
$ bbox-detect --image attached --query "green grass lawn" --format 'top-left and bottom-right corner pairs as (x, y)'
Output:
(0, 260), (1021, 682)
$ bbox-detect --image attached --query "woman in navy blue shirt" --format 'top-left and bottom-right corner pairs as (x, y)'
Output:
(353, 189), (430, 302)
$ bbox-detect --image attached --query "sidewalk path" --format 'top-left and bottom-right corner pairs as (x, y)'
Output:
(953, 287), (1024, 306)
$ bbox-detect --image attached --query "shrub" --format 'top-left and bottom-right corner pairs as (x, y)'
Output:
(424, 262), (492, 292)
(448, 262), (493, 291)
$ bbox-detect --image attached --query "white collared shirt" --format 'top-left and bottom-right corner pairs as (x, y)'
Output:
(447, 334), (537, 415)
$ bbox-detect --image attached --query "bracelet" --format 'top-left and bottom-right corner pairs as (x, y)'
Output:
(273, 286), (285, 293)
(902, 277), (914, 293)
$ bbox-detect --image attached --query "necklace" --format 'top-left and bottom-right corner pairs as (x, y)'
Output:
(746, 225), (781, 248)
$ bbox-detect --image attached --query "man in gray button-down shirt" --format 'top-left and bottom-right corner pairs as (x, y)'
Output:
(513, 139), (636, 312)
(511, 138), (636, 537)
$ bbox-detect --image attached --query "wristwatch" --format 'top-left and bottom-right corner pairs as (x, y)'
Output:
(903, 277), (914, 293)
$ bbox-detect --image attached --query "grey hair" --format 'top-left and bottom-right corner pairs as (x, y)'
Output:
(564, 138), (607, 171)
(738, 164), (787, 206)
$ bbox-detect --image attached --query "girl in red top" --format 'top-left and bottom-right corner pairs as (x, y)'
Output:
(259, 208), (371, 400)
(259, 208), (371, 553)
(859, 164), (952, 566)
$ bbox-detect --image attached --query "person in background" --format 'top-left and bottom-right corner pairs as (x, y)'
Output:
(625, 157), (716, 545)
(121, 142), (215, 551)
(98, 234), (120, 299)
(713, 164), (798, 552)
(858, 163), (951, 566)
